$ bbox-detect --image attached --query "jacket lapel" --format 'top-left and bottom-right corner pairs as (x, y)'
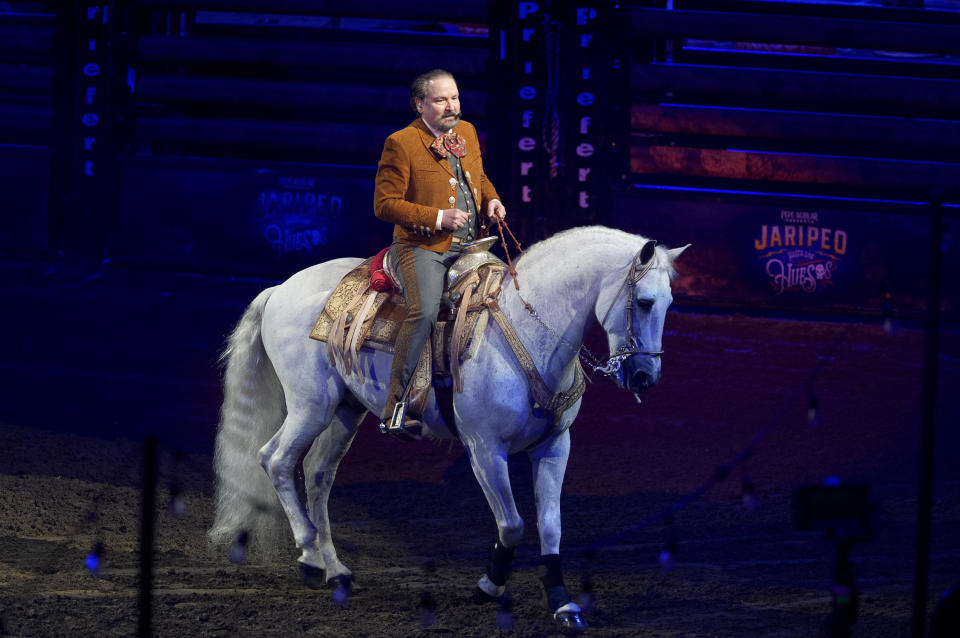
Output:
(413, 118), (456, 179)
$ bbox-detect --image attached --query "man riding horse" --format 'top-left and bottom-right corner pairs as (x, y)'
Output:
(373, 68), (507, 433)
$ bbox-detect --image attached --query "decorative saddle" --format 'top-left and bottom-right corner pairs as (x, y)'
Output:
(309, 238), (509, 418)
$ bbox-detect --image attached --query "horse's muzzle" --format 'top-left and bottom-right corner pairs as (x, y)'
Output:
(623, 354), (660, 394)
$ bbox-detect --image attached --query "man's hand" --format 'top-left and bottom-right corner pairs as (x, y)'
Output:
(441, 208), (470, 230)
(486, 199), (506, 222)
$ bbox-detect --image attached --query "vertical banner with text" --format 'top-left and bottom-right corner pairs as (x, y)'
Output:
(492, 0), (549, 242)
(561, 0), (624, 228)
(64, 0), (115, 265)
(493, 0), (622, 241)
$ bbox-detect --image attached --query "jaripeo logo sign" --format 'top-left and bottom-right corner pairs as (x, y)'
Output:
(258, 176), (343, 257)
(753, 210), (848, 295)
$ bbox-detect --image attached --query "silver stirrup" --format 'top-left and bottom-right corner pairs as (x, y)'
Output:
(380, 400), (408, 434)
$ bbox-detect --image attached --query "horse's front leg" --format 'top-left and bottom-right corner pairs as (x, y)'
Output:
(465, 443), (524, 601)
(530, 430), (588, 630)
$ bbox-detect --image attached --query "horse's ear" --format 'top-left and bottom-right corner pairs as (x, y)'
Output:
(639, 240), (657, 265)
(666, 244), (691, 262)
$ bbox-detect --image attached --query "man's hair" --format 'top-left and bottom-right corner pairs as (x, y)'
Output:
(409, 69), (456, 113)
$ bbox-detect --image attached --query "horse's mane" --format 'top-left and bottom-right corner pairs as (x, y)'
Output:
(515, 225), (677, 278)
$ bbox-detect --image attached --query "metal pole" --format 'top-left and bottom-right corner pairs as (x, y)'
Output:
(138, 435), (158, 638)
(910, 197), (943, 638)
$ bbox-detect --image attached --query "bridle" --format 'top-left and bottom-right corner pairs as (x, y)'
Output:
(593, 241), (663, 382)
(515, 240), (664, 390)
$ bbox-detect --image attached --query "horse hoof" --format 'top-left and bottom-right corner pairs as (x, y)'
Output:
(329, 573), (356, 594)
(329, 574), (356, 606)
(554, 609), (589, 633)
(296, 561), (325, 589)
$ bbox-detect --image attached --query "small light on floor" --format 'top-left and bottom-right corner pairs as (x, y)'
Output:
(658, 549), (674, 571)
(85, 541), (104, 574)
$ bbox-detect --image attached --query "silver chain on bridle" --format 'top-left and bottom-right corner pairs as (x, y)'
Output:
(516, 241), (662, 386)
(593, 241), (663, 379)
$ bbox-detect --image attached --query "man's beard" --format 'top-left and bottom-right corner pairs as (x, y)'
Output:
(438, 111), (461, 131)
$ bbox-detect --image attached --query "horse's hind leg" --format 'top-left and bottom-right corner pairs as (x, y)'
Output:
(301, 392), (366, 587)
(258, 397), (337, 568)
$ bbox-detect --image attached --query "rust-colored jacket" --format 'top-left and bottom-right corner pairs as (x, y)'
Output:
(374, 118), (501, 253)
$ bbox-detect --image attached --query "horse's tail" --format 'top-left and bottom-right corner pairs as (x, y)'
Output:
(208, 286), (288, 559)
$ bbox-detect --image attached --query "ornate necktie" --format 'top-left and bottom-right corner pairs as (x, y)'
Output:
(430, 131), (468, 159)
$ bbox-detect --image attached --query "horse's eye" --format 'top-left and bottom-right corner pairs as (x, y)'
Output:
(635, 298), (654, 312)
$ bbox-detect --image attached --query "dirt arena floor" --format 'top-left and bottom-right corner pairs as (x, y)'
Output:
(1, 307), (959, 637)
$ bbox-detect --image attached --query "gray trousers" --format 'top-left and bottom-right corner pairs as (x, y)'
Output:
(381, 242), (461, 420)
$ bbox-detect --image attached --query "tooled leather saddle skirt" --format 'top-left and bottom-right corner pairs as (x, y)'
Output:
(309, 250), (508, 416)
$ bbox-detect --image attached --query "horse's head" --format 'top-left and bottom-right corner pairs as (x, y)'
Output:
(594, 239), (689, 396)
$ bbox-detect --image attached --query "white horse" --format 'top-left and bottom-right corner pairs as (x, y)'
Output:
(208, 226), (688, 630)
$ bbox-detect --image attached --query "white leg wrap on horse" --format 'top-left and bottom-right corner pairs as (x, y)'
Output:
(478, 574), (506, 598)
(553, 603), (583, 616)
(554, 602), (582, 615)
